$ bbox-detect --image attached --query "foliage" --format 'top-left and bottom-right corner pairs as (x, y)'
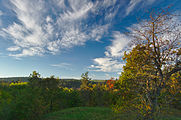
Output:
(106, 78), (116, 90)
(28, 71), (42, 87)
(9, 81), (28, 86)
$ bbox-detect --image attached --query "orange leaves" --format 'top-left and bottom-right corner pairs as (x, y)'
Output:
(106, 78), (116, 89)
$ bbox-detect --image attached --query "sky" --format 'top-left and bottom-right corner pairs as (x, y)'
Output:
(0, 0), (180, 79)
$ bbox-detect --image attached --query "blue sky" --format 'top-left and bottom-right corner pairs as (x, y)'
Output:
(0, 0), (180, 79)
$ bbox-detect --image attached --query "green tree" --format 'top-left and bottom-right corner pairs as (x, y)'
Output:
(117, 9), (181, 119)
(40, 76), (60, 112)
(28, 71), (41, 87)
(80, 72), (91, 90)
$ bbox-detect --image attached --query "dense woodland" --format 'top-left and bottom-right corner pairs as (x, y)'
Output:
(0, 9), (181, 120)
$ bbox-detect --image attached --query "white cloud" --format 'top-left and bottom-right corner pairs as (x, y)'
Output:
(51, 62), (71, 67)
(89, 57), (124, 72)
(105, 31), (131, 57)
(7, 46), (20, 51)
(89, 24), (109, 41)
(60, 2), (93, 21)
(126, 0), (156, 16)
(60, 28), (88, 48)
(9, 47), (44, 57)
(51, 62), (72, 70)
(126, 0), (142, 16)
(89, 31), (130, 73)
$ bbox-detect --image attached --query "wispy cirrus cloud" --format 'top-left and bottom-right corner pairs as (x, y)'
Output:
(126, 0), (156, 16)
(51, 62), (71, 67)
(51, 62), (73, 70)
(7, 46), (20, 51)
(0, 0), (120, 58)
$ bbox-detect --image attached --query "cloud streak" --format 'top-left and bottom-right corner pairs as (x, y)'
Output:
(126, 0), (156, 16)
(51, 62), (73, 70)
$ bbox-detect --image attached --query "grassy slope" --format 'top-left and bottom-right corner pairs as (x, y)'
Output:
(44, 107), (122, 120)
(44, 107), (181, 120)
(44, 107), (137, 120)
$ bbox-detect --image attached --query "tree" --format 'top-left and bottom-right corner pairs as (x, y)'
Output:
(117, 9), (181, 119)
(28, 71), (41, 87)
(40, 76), (60, 112)
(80, 72), (91, 90)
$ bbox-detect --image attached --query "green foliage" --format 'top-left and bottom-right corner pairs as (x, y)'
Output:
(0, 87), (13, 120)
(58, 88), (82, 109)
(0, 85), (46, 120)
(10, 87), (45, 120)
(28, 71), (42, 87)
(80, 72), (91, 90)
(79, 83), (119, 107)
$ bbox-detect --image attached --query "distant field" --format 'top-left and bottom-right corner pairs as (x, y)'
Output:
(44, 107), (181, 120)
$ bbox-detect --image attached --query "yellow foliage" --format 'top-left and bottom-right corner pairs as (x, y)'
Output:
(62, 87), (73, 92)
(9, 81), (28, 86)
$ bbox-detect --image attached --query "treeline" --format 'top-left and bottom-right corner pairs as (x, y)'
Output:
(0, 78), (105, 89)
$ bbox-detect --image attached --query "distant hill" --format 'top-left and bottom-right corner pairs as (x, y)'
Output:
(0, 77), (30, 82)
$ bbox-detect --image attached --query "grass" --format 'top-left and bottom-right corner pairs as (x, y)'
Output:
(44, 107), (122, 120)
(44, 107), (181, 120)
(43, 107), (137, 120)
(158, 108), (181, 120)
